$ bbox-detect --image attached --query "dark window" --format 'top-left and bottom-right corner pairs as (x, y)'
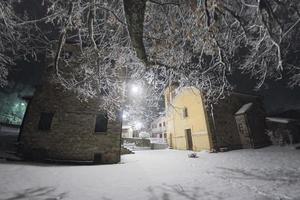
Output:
(183, 107), (188, 118)
(38, 112), (54, 130)
(159, 123), (162, 127)
(163, 122), (166, 126)
(95, 113), (108, 132)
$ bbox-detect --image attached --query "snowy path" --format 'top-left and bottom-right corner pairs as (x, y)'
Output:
(0, 146), (300, 200)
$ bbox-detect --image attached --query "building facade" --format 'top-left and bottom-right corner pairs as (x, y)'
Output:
(165, 87), (211, 151)
(150, 115), (167, 139)
(19, 43), (122, 164)
(165, 86), (269, 151)
(122, 125), (134, 138)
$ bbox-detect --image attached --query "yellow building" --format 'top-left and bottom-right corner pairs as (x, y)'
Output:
(165, 86), (212, 151)
(165, 86), (269, 151)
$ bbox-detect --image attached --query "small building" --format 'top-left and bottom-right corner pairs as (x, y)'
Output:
(18, 43), (122, 164)
(235, 103), (269, 148)
(150, 115), (167, 139)
(266, 117), (300, 144)
(122, 125), (134, 138)
(165, 86), (270, 151)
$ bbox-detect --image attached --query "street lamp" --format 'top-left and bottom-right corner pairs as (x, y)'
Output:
(134, 121), (143, 130)
(122, 112), (128, 120)
(130, 84), (141, 95)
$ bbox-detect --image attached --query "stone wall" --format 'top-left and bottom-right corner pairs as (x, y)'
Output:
(19, 43), (122, 164)
(206, 93), (267, 150)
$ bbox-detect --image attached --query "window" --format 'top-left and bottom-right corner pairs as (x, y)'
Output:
(95, 113), (108, 132)
(38, 112), (54, 130)
(163, 122), (166, 126)
(183, 107), (188, 118)
(159, 123), (162, 127)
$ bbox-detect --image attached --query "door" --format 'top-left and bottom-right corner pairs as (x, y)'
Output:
(235, 115), (253, 148)
(185, 129), (193, 150)
(169, 134), (173, 148)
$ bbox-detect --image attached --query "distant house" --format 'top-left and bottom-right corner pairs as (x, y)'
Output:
(122, 125), (134, 138)
(266, 117), (300, 144)
(150, 115), (167, 139)
(164, 86), (270, 151)
(19, 43), (122, 164)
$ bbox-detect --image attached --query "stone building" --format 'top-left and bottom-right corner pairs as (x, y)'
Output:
(209, 93), (270, 150)
(18, 43), (122, 164)
(164, 86), (270, 151)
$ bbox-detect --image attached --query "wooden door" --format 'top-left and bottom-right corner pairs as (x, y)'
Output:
(186, 129), (193, 150)
(235, 115), (253, 148)
(169, 134), (173, 148)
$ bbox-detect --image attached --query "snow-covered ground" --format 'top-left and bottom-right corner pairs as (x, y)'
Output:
(0, 146), (300, 200)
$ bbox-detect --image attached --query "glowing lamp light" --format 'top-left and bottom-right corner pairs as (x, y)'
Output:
(134, 121), (143, 130)
(122, 112), (128, 120)
(131, 85), (139, 93)
(130, 84), (141, 95)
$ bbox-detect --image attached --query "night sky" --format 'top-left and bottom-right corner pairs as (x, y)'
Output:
(231, 70), (300, 113)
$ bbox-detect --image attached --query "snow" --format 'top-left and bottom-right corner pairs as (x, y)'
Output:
(1, 146), (300, 200)
(266, 117), (296, 124)
(235, 103), (253, 115)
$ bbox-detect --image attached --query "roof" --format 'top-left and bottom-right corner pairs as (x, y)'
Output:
(122, 125), (133, 129)
(235, 103), (253, 115)
(269, 109), (300, 119)
(266, 117), (297, 124)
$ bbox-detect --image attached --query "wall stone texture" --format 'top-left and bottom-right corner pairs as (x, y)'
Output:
(206, 93), (269, 150)
(19, 43), (122, 164)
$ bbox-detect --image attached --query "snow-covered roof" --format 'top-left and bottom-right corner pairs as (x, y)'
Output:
(235, 103), (253, 115)
(122, 125), (133, 129)
(266, 117), (296, 124)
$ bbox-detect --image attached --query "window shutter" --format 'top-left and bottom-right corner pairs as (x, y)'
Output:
(38, 112), (54, 130)
(95, 113), (108, 132)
